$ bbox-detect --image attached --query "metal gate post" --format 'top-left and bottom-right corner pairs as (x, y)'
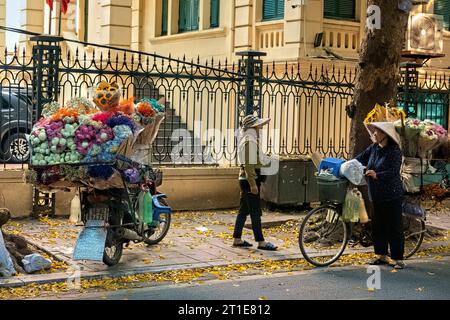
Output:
(31, 35), (63, 119)
(236, 51), (266, 117)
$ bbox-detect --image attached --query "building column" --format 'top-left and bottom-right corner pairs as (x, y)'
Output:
(168, 0), (179, 36)
(19, 0), (45, 50)
(0, 0), (5, 53)
(131, 0), (143, 50)
(302, 0), (324, 57)
(283, 1), (302, 59)
(200, 0), (210, 31)
(99, 0), (132, 48)
(234, 0), (253, 53)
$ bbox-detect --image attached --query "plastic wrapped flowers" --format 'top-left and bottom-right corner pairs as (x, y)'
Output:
(394, 118), (449, 158)
(28, 82), (166, 189)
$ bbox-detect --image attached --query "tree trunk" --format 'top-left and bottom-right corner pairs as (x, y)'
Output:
(349, 0), (409, 158)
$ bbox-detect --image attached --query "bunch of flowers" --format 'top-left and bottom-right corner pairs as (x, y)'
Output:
(65, 97), (97, 115)
(41, 102), (61, 118)
(29, 82), (166, 187)
(51, 108), (79, 123)
(107, 113), (136, 133)
(135, 100), (159, 125)
(394, 118), (449, 158)
(117, 97), (136, 115)
(75, 124), (98, 156)
(92, 111), (114, 124)
(364, 104), (405, 124)
(124, 168), (142, 184)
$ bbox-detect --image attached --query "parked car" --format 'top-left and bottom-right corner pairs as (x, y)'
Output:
(0, 90), (34, 163)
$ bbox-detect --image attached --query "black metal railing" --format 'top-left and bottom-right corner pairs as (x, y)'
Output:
(0, 27), (449, 169)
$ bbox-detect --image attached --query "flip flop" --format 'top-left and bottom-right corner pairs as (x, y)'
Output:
(369, 258), (390, 265)
(233, 240), (253, 248)
(258, 242), (278, 251)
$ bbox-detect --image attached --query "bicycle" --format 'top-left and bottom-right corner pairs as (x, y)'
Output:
(298, 178), (426, 267)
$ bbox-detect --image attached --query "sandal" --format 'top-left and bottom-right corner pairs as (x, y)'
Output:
(258, 242), (278, 251)
(369, 258), (390, 265)
(393, 261), (405, 270)
(233, 240), (253, 248)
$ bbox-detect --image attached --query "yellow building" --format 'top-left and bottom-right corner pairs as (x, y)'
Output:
(0, 0), (449, 67)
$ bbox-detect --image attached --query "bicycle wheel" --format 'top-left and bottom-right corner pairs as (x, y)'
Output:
(299, 205), (348, 267)
(403, 215), (426, 259)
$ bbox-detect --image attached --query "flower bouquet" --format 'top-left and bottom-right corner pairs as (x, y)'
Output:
(364, 103), (406, 124)
(134, 98), (166, 146)
(27, 82), (166, 190)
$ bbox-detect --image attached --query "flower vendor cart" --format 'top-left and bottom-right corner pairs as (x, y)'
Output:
(25, 82), (173, 266)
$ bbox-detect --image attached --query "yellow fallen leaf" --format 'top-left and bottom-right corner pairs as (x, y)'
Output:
(391, 269), (397, 273)
(258, 296), (269, 300)
(367, 287), (375, 292)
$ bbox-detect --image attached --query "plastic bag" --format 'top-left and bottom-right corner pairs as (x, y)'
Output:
(0, 231), (16, 277)
(138, 191), (153, 225)
(22, 253), (52, 274)
(340, 159), (366, 186)
(342, 189), (361, 223)
(402, 200), (426, 219)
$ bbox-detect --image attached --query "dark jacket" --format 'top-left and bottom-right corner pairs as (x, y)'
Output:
(355, 143), (404, 203)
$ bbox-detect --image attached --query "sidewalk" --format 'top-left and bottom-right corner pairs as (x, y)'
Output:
(1, 208), (449, 288)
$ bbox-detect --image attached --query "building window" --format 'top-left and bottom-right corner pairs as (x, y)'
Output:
(210, 0), (220, 28)
(262, 0), (285, 21)
(434, 0), (450, 30)
(162, 0), (168, 35)
(179, 0), (200, 32)
(324, 0), (356, 20)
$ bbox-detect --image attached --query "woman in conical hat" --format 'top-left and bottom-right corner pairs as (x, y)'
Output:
(355, 121), (405, 269)
(233, 115), (278, 251)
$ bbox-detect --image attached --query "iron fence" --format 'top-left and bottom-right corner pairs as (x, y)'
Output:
(0, 28), (449, 169)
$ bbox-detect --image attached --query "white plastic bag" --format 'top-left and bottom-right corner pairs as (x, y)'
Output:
(22, 253), (52, 274)
(340, 159), (366, 186)
(0, 231), (16, 277)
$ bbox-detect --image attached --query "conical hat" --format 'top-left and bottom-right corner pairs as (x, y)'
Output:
(365, 122), (401, 146)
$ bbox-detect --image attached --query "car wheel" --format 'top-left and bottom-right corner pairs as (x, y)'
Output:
(3, 133), (30, 163)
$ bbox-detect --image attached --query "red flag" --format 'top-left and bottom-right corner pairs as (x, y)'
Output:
(61, 0), (71, 15)
(46, 0), (53, 11)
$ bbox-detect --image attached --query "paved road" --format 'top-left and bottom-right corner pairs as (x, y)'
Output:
(60, 256), (450, 300)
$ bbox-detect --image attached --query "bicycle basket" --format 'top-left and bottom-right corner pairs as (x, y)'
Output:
(317, 178), (349, 203)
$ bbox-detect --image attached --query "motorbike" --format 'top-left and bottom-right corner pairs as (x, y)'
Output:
(73, 155), (173, 266)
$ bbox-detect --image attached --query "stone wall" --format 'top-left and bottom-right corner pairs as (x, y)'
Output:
(0, 167), (240, 218)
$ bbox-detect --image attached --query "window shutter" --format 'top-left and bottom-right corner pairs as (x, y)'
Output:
(179, 0), (188, 32)
(162, 0), (168, 35)
(263, 0), (284, 21)
(339, 0), (355, 19)
(191, 0), (200, 31)
(324, 0), (355, 20)
(435, 0), (450, 30)
(324, 0), (337, 18)
(277, 0), (285, 18)
(210, 0), (220, 28)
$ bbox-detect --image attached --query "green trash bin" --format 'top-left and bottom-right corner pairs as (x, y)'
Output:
(317, 178), (349, 203)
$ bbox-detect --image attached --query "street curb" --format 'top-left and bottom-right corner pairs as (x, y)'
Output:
(2, 239), (449, 289)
